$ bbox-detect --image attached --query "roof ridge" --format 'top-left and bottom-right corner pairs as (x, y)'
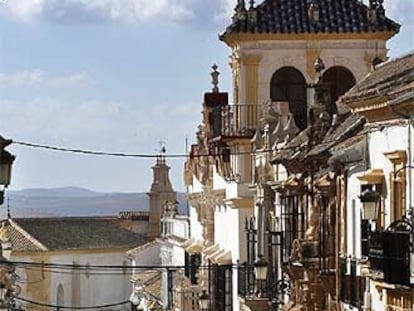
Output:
(8, 219), (48, 251)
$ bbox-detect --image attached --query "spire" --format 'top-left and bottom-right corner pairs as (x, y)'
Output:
(211, 64), (220, 93)
(148, 148), (177, 240)
(367, 0), (379, 24)
(156, 140), (166, 165)
(248, 0), (257, 24)
(308, 1), (320, 24)
(233, 0), (247, 22)
(236, 0), (246, 11)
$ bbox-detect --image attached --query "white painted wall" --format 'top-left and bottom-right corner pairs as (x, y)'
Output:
(345, 122), (412, 311)
(14, 250), (131, 310)
(369, 124), (408, 227)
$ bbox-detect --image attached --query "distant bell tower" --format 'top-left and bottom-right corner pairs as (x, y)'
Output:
(147, 146), (177, 240)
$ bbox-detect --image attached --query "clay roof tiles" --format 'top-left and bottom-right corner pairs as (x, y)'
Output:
(341, 52), (414, 103)
(221, 0), (399, 38)
(6, 217), (148, 252)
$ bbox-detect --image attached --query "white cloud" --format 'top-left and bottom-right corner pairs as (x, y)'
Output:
(4, 0), (412, 27)
(51, 72), (96, 86)
(0, 70), (95, 87)
(0, 70), (44, 85)
(4, 0), (196, 23)
(4, 0), (45, 22)
(384, 0), (414, 25)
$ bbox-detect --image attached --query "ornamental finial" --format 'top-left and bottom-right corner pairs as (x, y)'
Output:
(211, 64), (220, 93)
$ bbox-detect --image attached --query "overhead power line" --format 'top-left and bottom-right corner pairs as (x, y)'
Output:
(13, 141), (183, 158)
(11, 123), (394, 160)
(3, 259), (240, 271)
(16, 296), (130, 310)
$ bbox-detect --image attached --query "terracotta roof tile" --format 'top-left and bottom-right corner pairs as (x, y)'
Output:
(222, 0), (399, 38)
(7, 217), (148, 252)
(341, 53), (414, 103)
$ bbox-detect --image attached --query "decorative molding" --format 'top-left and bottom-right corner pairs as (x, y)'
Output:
(384, 150), (407, 166)
(224, 197), (254, 209)
(223, 32), (396, 47)
(243, 55), (261, 106)
(242, 55), (262, 66)
(357, 169), (385, 185)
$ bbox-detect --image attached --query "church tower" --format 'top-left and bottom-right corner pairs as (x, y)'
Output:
(220, 0), (400, 130)
(147, 148), (177, 240)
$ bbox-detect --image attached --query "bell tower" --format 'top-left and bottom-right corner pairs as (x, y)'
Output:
(147, 147), (177, 240)
(220, 0), (400, 130)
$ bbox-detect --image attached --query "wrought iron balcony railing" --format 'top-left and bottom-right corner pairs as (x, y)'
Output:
(211, 104), (258, 139)
(237, 262), (256, 298)
(368, 225), (411, 286)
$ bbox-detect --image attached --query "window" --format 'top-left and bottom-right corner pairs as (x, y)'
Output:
(212, 264), (232, 311)
(321, 66), (356, 109)
(57, 284), (64, 307)
(280, 195), (304, 263)
(361, 220), (370, 258)
(184, 252), (201, 285)
(270, 67), (307, 130)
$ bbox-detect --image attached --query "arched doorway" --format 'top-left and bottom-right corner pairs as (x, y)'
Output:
(321, 66), (356, 105)
(270, 67), (307, 130)
(57, 284), (64, 307)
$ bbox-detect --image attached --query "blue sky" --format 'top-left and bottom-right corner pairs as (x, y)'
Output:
(0, 0), (413, 193)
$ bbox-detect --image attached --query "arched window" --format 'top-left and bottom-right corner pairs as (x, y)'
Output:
(321, 66), (356, 105)
(270, 67), (307, 130)
(57, 284), (64, 307)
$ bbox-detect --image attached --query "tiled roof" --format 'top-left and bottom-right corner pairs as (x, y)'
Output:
(6, 217), (148, 252)
(307, 112), (366, 157)
(5, 221), (45, 252)
(132, 270), (162, 304)
(271, 104), (365, 168)
(221, 0), (399, 38)
(341, 53), (414, 103)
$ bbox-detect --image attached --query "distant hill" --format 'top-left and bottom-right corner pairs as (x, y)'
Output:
(2, 187), (188, 218)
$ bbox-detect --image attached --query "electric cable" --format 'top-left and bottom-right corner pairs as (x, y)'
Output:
(15, 296), (130, 310)
(3, 259), (235, 270)
(10, 123), (388, 159)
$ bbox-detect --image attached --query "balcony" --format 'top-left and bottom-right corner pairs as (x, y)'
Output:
(368, 223), (411, 286)
(210, 104), (258, 141)
(237, 262), (256, 298)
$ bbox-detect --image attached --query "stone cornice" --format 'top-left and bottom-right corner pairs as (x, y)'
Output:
(224, 197), (254, 209)
(222, 32), (396, 48)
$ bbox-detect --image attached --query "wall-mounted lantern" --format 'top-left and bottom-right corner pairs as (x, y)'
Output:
(0, 136), (15, 206)
(359, 187), (381, 220)
(254, 254), (268, 281)
(199, 290), (209, 311)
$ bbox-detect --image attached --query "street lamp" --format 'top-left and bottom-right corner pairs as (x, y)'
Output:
(0, 136), (15, 206)
(254, 254), (268, 280)
(359, 187), (381, 220)
(130, 291), (141, 308)
(254, 254), (268, 297)
(198, 290), (209, 311)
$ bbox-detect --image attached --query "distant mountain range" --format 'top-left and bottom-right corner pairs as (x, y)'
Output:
(1, 187), (188, 218)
